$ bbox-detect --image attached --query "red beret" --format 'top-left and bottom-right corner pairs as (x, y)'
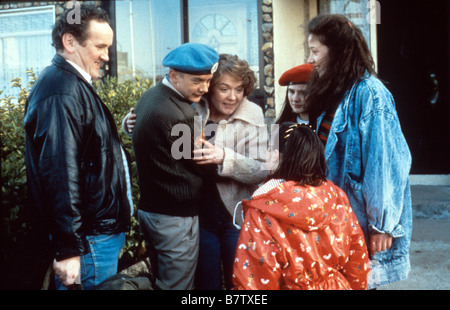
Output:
(278, 63), (314, 86)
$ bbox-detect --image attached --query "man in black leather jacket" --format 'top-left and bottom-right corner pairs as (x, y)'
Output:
(23, 5), (132, 290)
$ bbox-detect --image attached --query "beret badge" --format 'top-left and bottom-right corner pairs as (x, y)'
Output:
(211, 62), (219, 74)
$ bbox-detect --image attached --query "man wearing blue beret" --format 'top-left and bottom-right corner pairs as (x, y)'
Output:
(132, 43), (219, 290)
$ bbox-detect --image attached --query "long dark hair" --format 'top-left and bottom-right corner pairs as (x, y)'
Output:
(276, 89), (300, 124)
(275, 83), (310, 124)
(305, 14), (376, 126)
(271, 122), (328, 186)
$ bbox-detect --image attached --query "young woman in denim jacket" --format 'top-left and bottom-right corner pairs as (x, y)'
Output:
(305, 14), (412, 289)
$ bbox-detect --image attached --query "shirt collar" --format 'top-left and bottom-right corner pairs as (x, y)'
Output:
(296, 115), (309, 124)
(66, 59), (92, 84)
(162, 75), (186, 100)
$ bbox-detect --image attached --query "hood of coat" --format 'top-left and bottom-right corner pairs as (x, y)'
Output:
(242, 180), (348, 232)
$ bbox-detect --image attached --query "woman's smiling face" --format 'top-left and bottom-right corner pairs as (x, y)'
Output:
(209, 73), (245, 121)
(307, 34), (329, 77)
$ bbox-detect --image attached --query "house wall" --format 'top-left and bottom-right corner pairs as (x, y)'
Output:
(0, 0), (315, 123)
(0, 1), (100, 17)
(272, 0), (317, 120)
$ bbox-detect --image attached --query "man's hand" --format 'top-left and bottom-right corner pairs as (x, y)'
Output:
(53, 256), (81, 286)
(369, 233), (393, 255)
(124, 108), (137, 134)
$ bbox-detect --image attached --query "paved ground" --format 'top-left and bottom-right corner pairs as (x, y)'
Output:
(378, 218), (450, 290)
(379, 185), (450, 290)
(120, 185), (450, 291)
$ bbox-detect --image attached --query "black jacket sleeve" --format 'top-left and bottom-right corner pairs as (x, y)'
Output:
(34, 94), (89, 260)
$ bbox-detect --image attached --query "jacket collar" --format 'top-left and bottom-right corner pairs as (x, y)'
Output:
(66, 59), (92, 84)
(193, 97), (262, 126)
(229, 97), (262, 125)
(321, 81), (359, 161)
(243, 180), (337, 231)
(52, 54), (94, 87)
(51, 54), (108, 109)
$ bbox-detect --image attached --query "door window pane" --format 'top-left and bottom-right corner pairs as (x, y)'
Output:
(115, 0), (182, 83)
(188, 0), (260, 85)
(319, 0), (372, 48)
(115, 0), (260, 86)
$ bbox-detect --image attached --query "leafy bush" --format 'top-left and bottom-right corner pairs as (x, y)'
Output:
(1, 72), (37, 289)
(94, 75), (153, 269)
(0, 70), (152, 289)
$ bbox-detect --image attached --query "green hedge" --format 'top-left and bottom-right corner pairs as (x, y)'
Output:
(0, 70), (152, 289)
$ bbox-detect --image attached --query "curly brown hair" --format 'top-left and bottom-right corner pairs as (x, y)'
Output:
(208, 54), (257, 98)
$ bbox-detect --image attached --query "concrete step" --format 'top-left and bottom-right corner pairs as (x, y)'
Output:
(411, 185), (450, 219)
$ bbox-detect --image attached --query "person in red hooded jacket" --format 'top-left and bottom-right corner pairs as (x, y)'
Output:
(232, 122), (370, 290)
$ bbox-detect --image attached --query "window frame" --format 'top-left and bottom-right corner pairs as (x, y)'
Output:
(106, 0), (264, 95)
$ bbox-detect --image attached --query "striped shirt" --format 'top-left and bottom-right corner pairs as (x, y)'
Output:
(318, 113), (335, 145)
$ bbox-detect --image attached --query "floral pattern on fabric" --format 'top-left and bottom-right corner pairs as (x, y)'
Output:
(232, 180), (370, 290)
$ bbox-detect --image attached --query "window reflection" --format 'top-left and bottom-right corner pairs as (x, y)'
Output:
(115, 0), (181, 83)
(189, 0), (259, 85)
(319, 0), (372, 48)
(115, 0), (259, 88)
(0, 6), (54, 97)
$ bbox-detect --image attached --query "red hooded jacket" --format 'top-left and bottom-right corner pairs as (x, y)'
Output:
(232, 180), (370, 290)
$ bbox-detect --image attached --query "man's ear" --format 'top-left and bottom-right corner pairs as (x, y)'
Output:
(61, 33), (76, 54)
(168, 69), (178, 83)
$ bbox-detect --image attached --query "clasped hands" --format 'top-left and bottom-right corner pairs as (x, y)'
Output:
(193, 139), (224, 165)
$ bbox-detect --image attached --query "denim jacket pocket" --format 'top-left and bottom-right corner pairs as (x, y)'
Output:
(344, 175), (368, 229)
(345, 175), (363, 206)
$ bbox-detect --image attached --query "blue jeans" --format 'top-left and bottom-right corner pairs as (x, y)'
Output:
(195, 221), (240, 290)
(55, 232), (125, 290)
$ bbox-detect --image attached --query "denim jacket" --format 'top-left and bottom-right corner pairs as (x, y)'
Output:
(317, 74), (412, 288)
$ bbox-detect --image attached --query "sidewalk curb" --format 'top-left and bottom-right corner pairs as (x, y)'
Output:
(411, 185), (450, 219)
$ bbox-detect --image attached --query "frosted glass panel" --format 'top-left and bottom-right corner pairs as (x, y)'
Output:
(0, 6), (55, 97)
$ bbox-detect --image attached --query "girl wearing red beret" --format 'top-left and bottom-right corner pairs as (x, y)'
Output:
(276, 64), (314, 125)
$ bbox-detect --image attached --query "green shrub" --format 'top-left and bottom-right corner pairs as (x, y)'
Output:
(94, 75), (153, 269)
(1, 71), (38, 289)
(0, 70), (152, 289)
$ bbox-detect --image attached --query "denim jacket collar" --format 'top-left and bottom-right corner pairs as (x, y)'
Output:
(319, 82), (358, 162)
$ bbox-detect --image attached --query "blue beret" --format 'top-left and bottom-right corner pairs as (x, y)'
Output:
(162, 43), (219, 75)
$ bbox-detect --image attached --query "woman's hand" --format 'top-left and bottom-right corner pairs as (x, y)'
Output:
(193, 139), (224, 165)
(369, 233), (393, 255)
